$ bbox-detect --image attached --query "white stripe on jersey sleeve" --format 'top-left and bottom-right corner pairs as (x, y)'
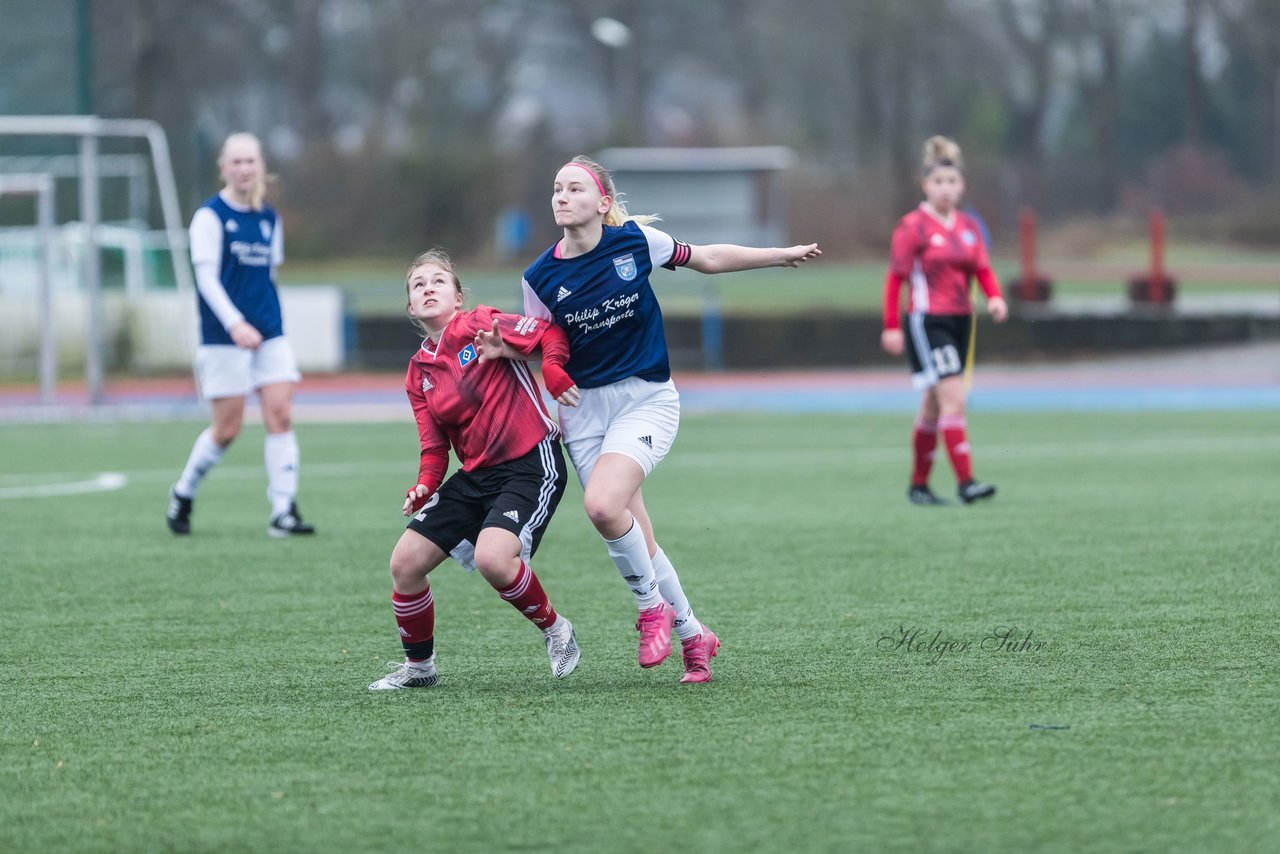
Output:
(193, 260), (245, 332)
(271, 213), (284, 269)
(522, 279), (554, 320)
(639, 224), (677, 269)
(189, 207), (223, 266)
(189, 207), (244, 331)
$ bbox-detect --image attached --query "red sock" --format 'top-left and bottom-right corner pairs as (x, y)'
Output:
(497, 562), (557, 630)
(911, 419), (939, 487)
(392, 586), (435, 662)
(939, 414), (973, 483)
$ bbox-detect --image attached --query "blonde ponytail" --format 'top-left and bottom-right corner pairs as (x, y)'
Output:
(922, 135), (963, 176)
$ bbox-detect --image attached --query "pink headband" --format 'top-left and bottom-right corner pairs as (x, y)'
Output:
(562, 162), (608, 196)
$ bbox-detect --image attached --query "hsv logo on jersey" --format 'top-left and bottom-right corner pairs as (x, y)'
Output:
(612, 254), (637, 281)
(457, 343), (477, 368)
(961, 230), (977, 246)
(260, 221), (272, 241)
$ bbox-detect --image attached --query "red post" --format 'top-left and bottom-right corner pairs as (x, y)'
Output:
(1011, 206), (1052, 302)
(1150, 208), (1166, 302)
(1127, 206), (1176, 305)
(1020, 207), (1037, 284)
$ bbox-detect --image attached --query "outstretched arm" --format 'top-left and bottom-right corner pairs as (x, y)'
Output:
(685, 243), (821, 275)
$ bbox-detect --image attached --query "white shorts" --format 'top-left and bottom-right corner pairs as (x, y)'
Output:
(559, 376), (680, 484)
(195, 335), (301, 400)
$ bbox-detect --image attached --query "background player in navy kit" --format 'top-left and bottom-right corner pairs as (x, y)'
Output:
(368, 249), (580, 690)
(514, 155), (820, 683)
(880, 135), (1008, 506)
(165, 132), (315, 537)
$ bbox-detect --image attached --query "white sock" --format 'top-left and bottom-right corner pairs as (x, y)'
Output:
(653, 547), (700, 641)
(264, 430), (299, 517)
(543, 614), (568, 636)
(604, 520), (663, 609)
(175, 428), (226, 498)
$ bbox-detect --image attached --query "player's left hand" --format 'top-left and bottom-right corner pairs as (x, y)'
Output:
(474, 318), (504, 362)
(988, 296), (1009, 323)
(781, 244), (821, 267)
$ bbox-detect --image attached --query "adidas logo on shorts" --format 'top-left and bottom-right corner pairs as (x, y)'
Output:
(503, 509), (521, 523)
(638, 435), (653, 448)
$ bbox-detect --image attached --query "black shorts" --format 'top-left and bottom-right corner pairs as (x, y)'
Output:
(406, 438), (568, 571)
(905, 313), (972, 389)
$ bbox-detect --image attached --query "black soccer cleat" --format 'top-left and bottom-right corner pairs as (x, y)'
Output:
(268, 502), (316, 537)
(957, 480), (997, 504)
(166, 488), (193, 534)
(907, 484), (950, 506)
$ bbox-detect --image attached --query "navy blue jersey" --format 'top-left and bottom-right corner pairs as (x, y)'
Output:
(522, 221), (689, 388)
(193, 195), (284, 345)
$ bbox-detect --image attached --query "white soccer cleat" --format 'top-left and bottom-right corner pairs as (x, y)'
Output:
(544, 618), (581, 679)
(368, 656), (438, 690)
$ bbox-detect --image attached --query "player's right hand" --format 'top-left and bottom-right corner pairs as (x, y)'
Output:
(881, 328), (904, 356)
(229, 321), (264, 350)
(781, 243), (821, 267)
(474, 318), (505, 362)
(404, 484), (431, 516)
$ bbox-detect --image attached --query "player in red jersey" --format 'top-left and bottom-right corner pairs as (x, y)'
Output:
(369, 249), (581, 690)
(881, 136), (1008, 506)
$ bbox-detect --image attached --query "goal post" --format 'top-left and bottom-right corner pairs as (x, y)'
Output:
(0, 173), (56, 404)
(0, 115), (193, 404)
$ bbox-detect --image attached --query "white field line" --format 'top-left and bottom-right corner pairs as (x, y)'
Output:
(0, 472), (128, 498)
(2, 434), (1276, 498)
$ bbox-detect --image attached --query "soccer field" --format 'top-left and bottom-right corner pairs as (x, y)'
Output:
(2, 412), (1276, 852)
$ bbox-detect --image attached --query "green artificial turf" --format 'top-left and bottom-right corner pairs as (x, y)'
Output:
(1, 412), (1276, 852)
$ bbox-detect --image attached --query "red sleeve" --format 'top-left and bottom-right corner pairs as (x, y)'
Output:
(888, 217), (920, 279)
(975, 267), (1003, 300)
(537, 321), (569, 368)
(405, 365), (449, 494)
(882, 270), (904, 331)
(535, 321), (575, 397)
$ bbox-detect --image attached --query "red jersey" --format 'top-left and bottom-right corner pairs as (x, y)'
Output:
(883, 205), (1002, 330)
(405, 306), (566, 494)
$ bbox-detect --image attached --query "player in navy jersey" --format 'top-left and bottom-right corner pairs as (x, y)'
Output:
(165, 133), (315, 538)
(507, 155), (820, 683)
(881, 136), (1008, 506)
(368, 249), (581, 690)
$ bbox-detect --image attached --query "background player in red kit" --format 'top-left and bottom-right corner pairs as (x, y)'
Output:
(881, 136), (1009, 506)
(368, 249), (581, 690)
